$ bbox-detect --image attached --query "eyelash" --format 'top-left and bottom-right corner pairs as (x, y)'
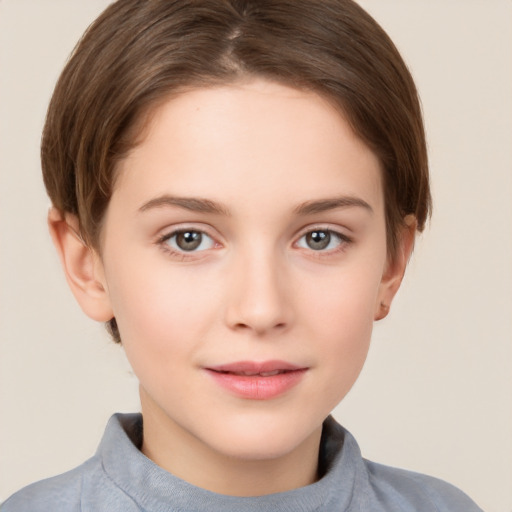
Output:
(157, 227), (219, 261)
(156, 225), (352, 260)
(294, 226), (352, 256)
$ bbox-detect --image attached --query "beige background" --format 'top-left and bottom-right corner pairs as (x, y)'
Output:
(0, 1), (511, 510)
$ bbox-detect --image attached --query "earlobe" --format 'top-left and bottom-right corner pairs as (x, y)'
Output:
(48, 208), (114, 322)
(374, 216), (417, 321)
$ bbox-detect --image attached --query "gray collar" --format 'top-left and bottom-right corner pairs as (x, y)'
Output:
(98, 413), (367, 512)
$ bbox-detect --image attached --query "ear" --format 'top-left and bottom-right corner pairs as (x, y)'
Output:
(374, 216), (417, 321)
(48, 208), (114, 322)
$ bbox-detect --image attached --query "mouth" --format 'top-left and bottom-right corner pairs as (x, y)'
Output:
(216, 369), (290, 377)
(204, 361), (308, 400)
(207, 360), (305, 373)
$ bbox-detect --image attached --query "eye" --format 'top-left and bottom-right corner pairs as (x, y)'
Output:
(163, 229), (216, 252)
(296, 229), (347, 251)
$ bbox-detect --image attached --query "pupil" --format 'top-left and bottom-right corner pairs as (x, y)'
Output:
(176, 231), (202, 251)
(307, 230), (330, 250)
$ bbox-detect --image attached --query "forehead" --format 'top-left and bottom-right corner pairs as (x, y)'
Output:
(113, 80), (384, 216)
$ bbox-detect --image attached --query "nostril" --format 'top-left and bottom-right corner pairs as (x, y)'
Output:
(224, 271), (292, 334)
(231, 320), (288, 334)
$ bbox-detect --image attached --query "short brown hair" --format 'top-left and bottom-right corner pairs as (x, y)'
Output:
(42, 0), (431, 342)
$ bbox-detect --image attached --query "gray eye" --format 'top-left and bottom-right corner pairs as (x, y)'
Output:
(176, 231), (202, 251)
(166, 230), (215, 252)
(296, 229), (345, 251)
(305, 230), (331, 250)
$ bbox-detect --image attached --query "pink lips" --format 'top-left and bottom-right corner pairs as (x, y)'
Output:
(204, 360), (307, 400)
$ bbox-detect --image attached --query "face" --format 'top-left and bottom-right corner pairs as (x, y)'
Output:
(95, 80), (398, 469)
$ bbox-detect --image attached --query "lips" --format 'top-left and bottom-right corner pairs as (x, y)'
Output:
(204, 361), (307, 400)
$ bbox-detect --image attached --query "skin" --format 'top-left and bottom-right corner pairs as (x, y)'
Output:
(49, 80), (415, 497)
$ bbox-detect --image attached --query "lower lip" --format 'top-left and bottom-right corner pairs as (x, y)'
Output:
(205, 369), (307, 400)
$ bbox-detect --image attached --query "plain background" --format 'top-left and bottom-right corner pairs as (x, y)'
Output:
(0, 1), (511, 510)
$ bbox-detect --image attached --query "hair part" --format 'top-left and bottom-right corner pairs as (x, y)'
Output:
(42, 0), (431, 343)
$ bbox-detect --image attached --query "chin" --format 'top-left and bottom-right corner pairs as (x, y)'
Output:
(198, 409), (322, 461)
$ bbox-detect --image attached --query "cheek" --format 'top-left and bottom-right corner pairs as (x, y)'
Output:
(112, 274), (175, 338)
(104, 258), (220, 361)
(317, 287), (375, 369)
(304, 262), (382, 331)
(300, 267), (382, 389)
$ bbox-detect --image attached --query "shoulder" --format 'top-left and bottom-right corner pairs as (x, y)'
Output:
(2, 414), (144, 512)
(1, 455), (135, 512)
(1, 414), (144, 512)
(363, 459), (484, 511)
(319, 418), (484, 511)
(1, 457), (96, 512)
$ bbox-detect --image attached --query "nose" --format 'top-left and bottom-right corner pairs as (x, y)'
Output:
(224, 247), (293, 336)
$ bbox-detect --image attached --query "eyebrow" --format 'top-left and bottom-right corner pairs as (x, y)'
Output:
(139, 195), (230, 215)
(139, 194), (372, 217)
(294, 196), (373, 215)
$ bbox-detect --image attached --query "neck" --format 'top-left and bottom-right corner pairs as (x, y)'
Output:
(140, 395), (322, 496)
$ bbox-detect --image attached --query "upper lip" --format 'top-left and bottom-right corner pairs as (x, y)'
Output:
(205, 360), (306, 376)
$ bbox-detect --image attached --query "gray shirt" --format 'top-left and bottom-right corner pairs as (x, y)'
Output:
(2, 413), (483, 511)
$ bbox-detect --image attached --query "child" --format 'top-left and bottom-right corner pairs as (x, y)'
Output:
(2, 0), (484, 510)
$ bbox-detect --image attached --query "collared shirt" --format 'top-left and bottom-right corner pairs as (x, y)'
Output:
(2, 413), (483, 511)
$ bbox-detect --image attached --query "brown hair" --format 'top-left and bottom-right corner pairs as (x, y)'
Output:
(42, 0), (431, 342)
